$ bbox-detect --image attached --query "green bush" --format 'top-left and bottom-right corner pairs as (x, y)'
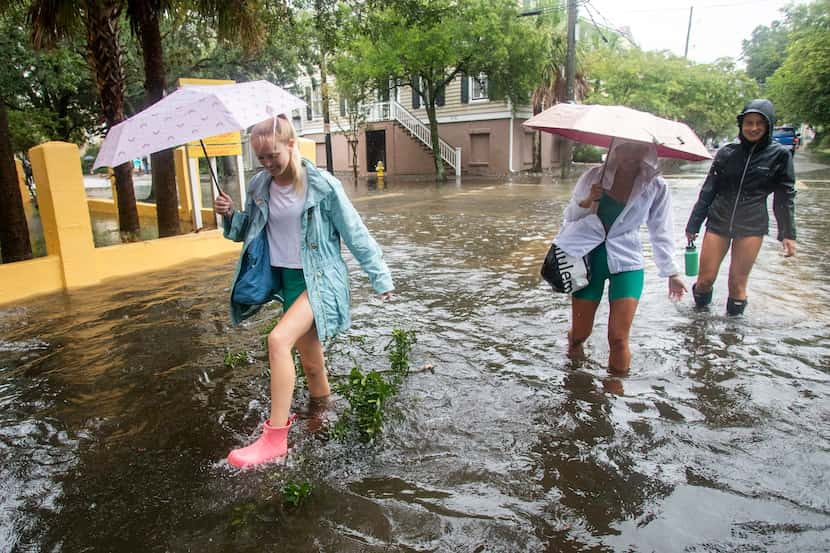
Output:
(331, 328), (418, 442)
(573, 144), (605, 163)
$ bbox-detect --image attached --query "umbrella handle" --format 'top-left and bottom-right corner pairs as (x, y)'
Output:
(200, 139), (223, 196)
(598, 137), (613, 185)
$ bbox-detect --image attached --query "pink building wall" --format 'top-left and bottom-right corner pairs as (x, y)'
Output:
(303, 118), (563, 177)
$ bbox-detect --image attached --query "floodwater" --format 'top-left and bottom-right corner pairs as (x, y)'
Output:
(2, 153), (829, 552)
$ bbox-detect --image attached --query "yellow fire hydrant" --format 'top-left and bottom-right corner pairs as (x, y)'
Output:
(375, 161), (385, 189)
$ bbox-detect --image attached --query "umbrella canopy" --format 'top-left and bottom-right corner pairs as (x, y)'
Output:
(523, 103), (712, 161)
(93, 80), (306, 169)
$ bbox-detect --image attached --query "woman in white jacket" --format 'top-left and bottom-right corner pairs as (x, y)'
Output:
(555, 140), (687, 373)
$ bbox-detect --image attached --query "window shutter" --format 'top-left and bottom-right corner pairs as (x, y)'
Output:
(488, 78), (500, 102)
(436, 84), (445, 107)
(305, 87), (312, 120)
(461, 73), (469, 103)
(412, 78), (421, 109)
(340, 97), (346, 116)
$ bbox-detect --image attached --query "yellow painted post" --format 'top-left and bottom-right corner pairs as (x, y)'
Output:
(29, 142), (100, 289)
(174, 146), (193, 223)
(297, 137), (316, 165)
(14, 159), (32, 215)
(108, 168), (118, 202)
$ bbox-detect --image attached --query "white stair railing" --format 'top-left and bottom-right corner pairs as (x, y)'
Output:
(365, 100), (461, 181)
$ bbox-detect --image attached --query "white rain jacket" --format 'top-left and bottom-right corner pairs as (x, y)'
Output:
(554, 140), (679, 278)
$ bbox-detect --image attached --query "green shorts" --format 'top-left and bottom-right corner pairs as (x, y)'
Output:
(572, 243), (644, 302)
(271, 267), (307, 311)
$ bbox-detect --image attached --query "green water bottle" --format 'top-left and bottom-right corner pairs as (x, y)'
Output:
(685, 239), (699, 277)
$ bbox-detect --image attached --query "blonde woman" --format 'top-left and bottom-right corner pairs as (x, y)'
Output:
(214, 115), (393, 468)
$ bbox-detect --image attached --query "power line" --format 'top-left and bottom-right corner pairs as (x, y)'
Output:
(582, 1), (640, 48)
(591, 0), (794, 14)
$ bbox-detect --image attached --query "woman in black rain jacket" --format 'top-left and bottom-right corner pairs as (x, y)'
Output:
(685, 98), (796, 316)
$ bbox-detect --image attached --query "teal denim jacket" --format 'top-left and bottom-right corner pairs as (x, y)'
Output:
(223, 160), (394, 341)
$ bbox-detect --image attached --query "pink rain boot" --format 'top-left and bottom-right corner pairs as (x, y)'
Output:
(227, 414), (296, 468)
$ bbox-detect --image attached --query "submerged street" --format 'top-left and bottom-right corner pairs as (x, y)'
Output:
(1, 151), (829, 552)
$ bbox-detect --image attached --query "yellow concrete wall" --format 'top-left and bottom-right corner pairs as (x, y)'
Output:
(0, 141), (243, 308)
(15, 159), (34, 216)
(86, 197), (215, 225)
(0, 255), (64, 305)
(87, 147), (216, 225)
(93, 229), (239, 280)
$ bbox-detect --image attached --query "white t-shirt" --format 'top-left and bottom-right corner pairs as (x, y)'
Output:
(266, 171), (308, 269)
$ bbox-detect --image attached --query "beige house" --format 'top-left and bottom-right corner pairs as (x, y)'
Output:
(291, 74), (564, 180)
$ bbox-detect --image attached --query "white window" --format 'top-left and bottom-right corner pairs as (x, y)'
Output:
(471, 73), (488, 101)
(311, 84), (323, 118)
(391, 78), (400, 103)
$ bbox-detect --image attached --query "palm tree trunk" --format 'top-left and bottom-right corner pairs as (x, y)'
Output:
(129, 0), (179, 237)
(0, 103), (33, 263)
(84, 0), (140, 236)
(532, 105), (542, 172)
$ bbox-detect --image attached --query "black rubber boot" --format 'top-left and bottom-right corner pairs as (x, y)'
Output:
(726, 297), (747, 316)
(692, 283), (713, 308)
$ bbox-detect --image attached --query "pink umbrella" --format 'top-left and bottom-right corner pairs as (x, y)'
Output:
(93, 80), (307, 181)
(523, 103), (712, 161)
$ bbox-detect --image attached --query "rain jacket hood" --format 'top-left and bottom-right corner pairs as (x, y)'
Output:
(737, 99), (775, 146)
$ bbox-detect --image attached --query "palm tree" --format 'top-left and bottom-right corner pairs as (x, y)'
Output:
(126, 0), (268, 237)
(30, 0), (141, 236)
(0, 103), (33, 263)
(0, 4), (33, 263)
(530, 32), (587, 172)
(126, 0), (178, 237)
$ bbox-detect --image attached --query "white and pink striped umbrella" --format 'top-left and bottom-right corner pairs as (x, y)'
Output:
(93, 80), (306, 169)
(523, 103), (712, 161)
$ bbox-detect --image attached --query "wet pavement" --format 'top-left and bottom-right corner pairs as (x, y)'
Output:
(1, 150), (829, 552)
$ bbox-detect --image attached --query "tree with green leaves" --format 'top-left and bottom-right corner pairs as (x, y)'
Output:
(28, 0), (141, 236)
(0, 13), (99, 152)
(336, 0), (547, 181)
(527, 4), (596, 172)
(584, 46), (759, 142)
(766, 0), (830, 131)
(0, 101), (32, 263)
(125, 0), (271, 237)
(742, 20), (789, 86)
(331, 51), (373, 183)
(0, 3), (97, 262)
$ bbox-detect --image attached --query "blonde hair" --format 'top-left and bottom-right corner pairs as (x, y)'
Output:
(250, 114), (304, 194)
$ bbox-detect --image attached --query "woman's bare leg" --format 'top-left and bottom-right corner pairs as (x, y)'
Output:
(295, 325), (329, 398)
(569, 298), (600, 359)
(607, 297), (638, 373)
(727, 236), (764, 300)
(267, 291), (316, 425)
(695, 230), (731, 293)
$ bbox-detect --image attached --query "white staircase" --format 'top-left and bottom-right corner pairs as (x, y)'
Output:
(366, 100), (461, 182)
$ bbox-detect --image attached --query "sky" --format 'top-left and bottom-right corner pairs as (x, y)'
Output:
(582, 0), (807, 65)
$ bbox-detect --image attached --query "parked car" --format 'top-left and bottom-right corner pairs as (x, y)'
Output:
(773, 126), (800, 155)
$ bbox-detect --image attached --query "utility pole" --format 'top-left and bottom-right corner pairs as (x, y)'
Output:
(565, 0), (577, 102)
(321, 56), (334, 173)
(314, 0), (334, 173)
(561, 0), (578, 177)
(684, 6), (693, 58)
